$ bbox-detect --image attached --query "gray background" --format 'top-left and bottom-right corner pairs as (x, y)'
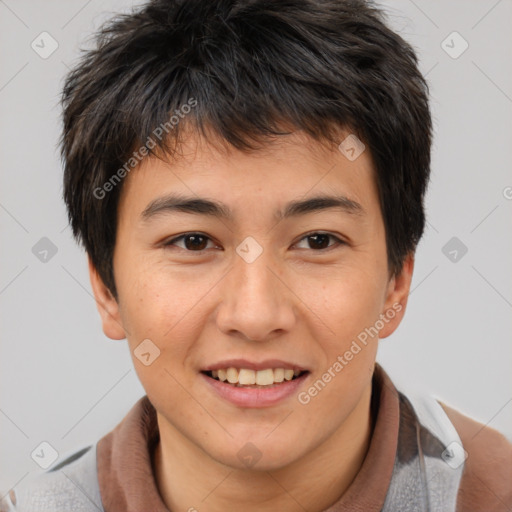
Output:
(1, 0), (511, 495)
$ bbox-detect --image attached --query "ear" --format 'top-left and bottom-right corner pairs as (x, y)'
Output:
(88, 256), (126, 340)
(378, 252), (414, 339)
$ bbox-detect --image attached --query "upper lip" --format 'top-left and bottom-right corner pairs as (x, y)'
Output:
(202, 359), (309, 372)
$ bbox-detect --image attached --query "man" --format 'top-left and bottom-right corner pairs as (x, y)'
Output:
(3, 0), (511, 510)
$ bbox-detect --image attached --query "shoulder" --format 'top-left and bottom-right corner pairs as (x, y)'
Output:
(0, 445), (104, 512)
(440, 403), (512, 512)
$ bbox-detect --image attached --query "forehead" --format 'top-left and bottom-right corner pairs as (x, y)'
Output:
(117, 130), (379, 222)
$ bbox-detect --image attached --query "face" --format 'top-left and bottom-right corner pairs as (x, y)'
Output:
(90, 130), (412, 471)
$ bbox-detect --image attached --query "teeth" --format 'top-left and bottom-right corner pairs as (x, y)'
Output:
(256, 369), (274, 385)
(226, 367), (238, 384)
(208, 367), (304, 386)
(238, 369), (256, 385)
(273, 368), (285, 383)
(284, 369), (294, 381)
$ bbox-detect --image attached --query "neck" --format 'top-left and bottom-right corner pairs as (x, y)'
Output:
(153, 383), (374, 512)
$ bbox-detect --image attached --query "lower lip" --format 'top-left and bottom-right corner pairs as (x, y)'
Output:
(200, 372), (309, 408)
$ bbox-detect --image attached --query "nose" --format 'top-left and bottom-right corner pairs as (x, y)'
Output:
(215, 244), (296, 342)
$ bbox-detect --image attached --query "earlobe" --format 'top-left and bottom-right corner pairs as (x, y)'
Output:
(87, 257), (126, 340)
(379, 253), (415, 339)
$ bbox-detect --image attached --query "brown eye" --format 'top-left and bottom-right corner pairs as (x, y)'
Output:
(164, 233), (214, 251)
(163, 232), (344, 253)
(307, 233), (330, 250)
(295, 232), (344, 251)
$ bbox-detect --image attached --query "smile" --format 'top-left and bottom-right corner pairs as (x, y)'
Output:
(200, 363), (310, 407)
(203, 367), (308, 387)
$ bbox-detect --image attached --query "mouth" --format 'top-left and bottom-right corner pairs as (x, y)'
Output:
(201, 367), (309, 388)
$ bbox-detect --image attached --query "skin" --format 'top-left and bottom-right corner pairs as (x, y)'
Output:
(89, 129), (414, 512)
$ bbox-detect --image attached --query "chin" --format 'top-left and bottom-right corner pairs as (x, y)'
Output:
(205, 435), (306, 472)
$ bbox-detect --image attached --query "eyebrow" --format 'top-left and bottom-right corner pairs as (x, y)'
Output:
(141, 192), (365, 222)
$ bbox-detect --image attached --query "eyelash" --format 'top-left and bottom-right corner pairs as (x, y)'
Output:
(162, 232), (345, 253)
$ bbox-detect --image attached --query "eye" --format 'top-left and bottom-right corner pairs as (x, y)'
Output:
(294, 232), (345, 251)
(163, 233), (217, 252)
(162, 231), (345, 252)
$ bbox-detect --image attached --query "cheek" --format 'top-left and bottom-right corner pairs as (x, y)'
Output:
(306, 267), (384, 393)
(115, 265), (193, 376)
(116, 259), (224, 386)
(117, 258), (195, 335)
(314, 266), (386, 338)
(297, 278), (381, 429)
